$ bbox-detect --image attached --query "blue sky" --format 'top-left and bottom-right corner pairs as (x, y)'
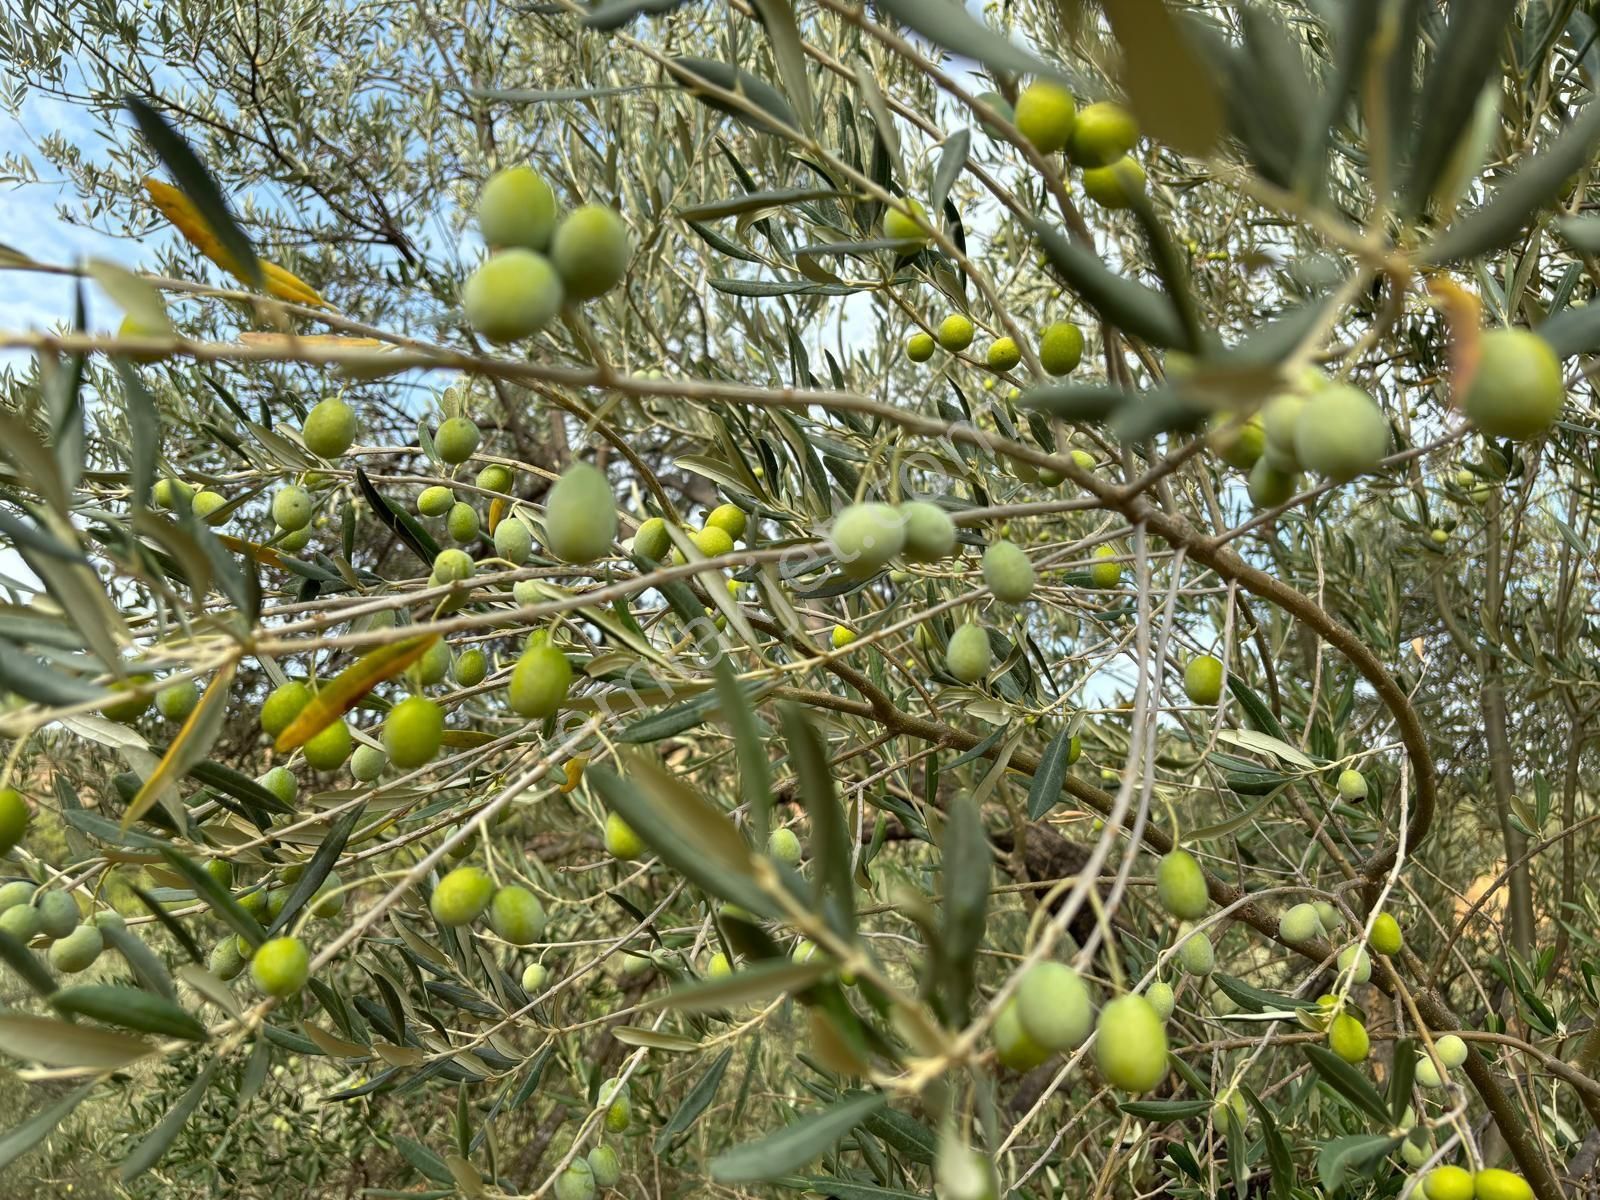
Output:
(1, 89), (147, 354)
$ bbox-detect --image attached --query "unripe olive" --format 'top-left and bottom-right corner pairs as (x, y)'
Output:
(1183, 655), (1223, 706)
(994, 995), (1051, 1070)
(705, 502), (747, 541)
(1261, 392), (1308, 466)
(0, 903), (40, 940)
(153, 477), (195, 509)
(1094, 995), (1168, 1092)
(1474, 1171), (1534, 1200)
(1294, 384), (1390, 482)
(476, 463), (514, 493)
(767, 827), (802, 866)
(93, 910), (125, 933)
(671, 524), (734, 563)
(155, 679), (199, 723)
(521, 961), (549, 992)
(935, 1141), (999, 1200)
(545, 463), (618, 563)
(447, 501), (481, 544)
(1369, 912), (1402, 956)
(1015, 81), (1076, 153)
(1144, 980), (1175, 1022)
(1039, 321), (1083, 376)
(1423, 1166), (1475, 1200)
(494, 517), (533, 564)
(1080, 157), (1146, 208)
(1176, 924), (1215, 976)
(311, 874), (345, 919)
(1436, 1033), (1469, 1068)
(191, 490), (228, 523)
(37, 890), (78, 939)
(275, 525), (311, 553)
(209, 934), (248, 980)
(981, 540), (1034, 603)
(415, 640), (452, 689)
(1208, 412), (1266, 470)
(251, 935), (310, 998)
(454, 648), (488, 688)
(489, 885), (547, 945)
(1328, 1012), (1369, 1062)
(0, 788), (29, 855)
(418, 485), (455, 517)
(1155, 849), (1209, 919)
(900, 501), (956, 562)
(1089, 544), (1121, 588)
(883, 197), (929, 244)
(431, 866), (494, 927)
(945, 622), (992, 683)
(551, 204), (632, 300)
(601, 810), (644, 861)
(433, 548), (474, 584)
(48, 923), (102, 973)
(1068, 101), (1138, 167)
(385, 695), (444, 769)
(938, 314), (975, 352)
(463, 249), (564, 342)
(1337, 768), (1368, 800)
(100, 675), (153, 723)
(1337, 943), (1372, 984)
(587, 1144), (621, 1189)
(0, 879), (33, 912)
(258, 766), (297, 806)
(508, 639), (573, 719)
(906, 332), (936, 362)
(986, 337), (1021, 372)
(301, 397), (359, 458)
(1461, 329), (1563, 439)
(830, 625), (857, 649)
(1401, 1129), (1432, 1168)
(632, 517), (672, 561)
(1248, 458), (1300, 507)
(513, 580), (539, 605)
(1016, 961), (1093, 1051)
(1416, 1055), (1444, 1088)
(350, 743), (388, 782)
(829, 502), (905, 578)
(1278, 903), (1321, 943)
(1211, 1089), (1248, 1130)
(272, 486), (313, 532)
(302, 718), (353, 771)
(434, 416), (481, 465)
(478, 166), (557, 252)
(1315, 901), (1341, 932)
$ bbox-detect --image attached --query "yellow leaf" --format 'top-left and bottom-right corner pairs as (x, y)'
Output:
(143, 177), (326, 307)
(487, 497), (507, 535)
(123, 660), (238, 831)
(560, 755), (588, 794)
(238, 333), (383, 350)
(275, 634), (439, 753)
(214, 532), (284, 571)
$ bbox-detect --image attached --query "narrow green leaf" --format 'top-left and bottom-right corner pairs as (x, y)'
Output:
(1118, 1099), (1213, 1120)
(710, 1092), (887, 1183)
(1103, 0), (1223, 157)
(930, 129), (969, 217)
(1028, 218), (1189, 349)
(0, 1013), (154, 1068)
(670, 57), (796, 131)
(100, 923), (178, 1001)
(939, 790), (990, 1026)
(0, 929), (56, 997)
(655, 1046), (733, 1151)
(583, 0), (687, 32)
(159, 848), (267, 949)
(1026, 728), (1075, 819)
(874, 0), (1071, 88)
(118, 1061), (217, 1181)
(1426, 99), (1600, 264)
(1317, 1133), (1403, 1192)
(268, 802), (365, 936)
(781, 705), (854, 937)
(0, 1082), (96, 1171)
(654, 958), (831, 1013)
(1301, 1044), (1395, 1124)
(713, 656), (773, 843)
(749, 0), (813, 134)
(780, 1179), (926, 1200)
(678, 188), (842, 222)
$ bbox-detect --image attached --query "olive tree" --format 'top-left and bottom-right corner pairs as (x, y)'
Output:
(1, 2), (1599, 1199)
